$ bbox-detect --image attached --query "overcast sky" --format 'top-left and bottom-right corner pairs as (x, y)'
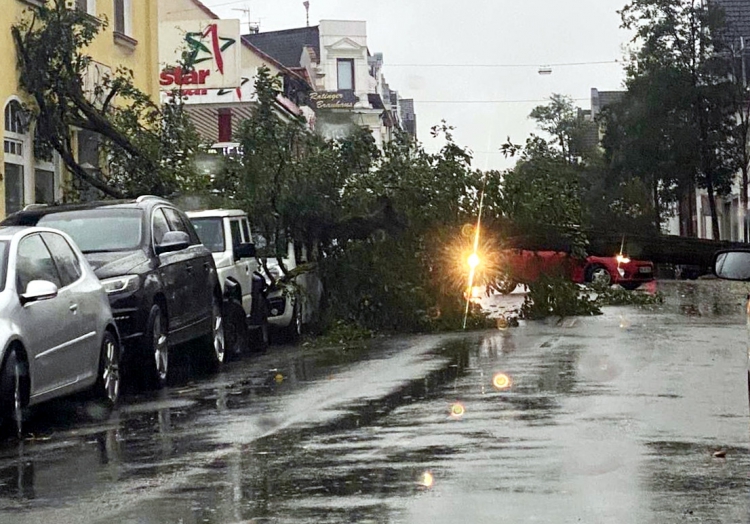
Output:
(203, 0), (634, 171)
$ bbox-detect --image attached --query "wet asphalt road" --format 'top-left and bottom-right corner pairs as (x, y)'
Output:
(1, 280), (750, 523)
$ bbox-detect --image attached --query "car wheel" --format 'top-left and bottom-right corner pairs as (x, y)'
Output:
(494, 275), (517, 295)
(0, 349), (28, 438)
(586, 265), (612, 286)
(94, 331), (121, 406)
(207, 293), (226, 367)
(250, 298), (269, 353)
(145, 304), (169, 389)
(224, 298), (249, 360)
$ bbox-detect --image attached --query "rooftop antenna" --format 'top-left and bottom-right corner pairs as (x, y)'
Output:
(303, 1), (310, 27)
(233, 4), (260, 34)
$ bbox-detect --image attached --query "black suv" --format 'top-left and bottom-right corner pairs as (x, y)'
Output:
(2, 196), (225, 387)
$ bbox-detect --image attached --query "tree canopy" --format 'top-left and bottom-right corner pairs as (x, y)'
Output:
(12, 0), (204, 199)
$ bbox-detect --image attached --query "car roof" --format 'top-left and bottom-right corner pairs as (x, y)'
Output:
(0, 226), (30, 240)
(0, 226), (74, 241)
(1, 197), (176, 226)
(186, 209), (247, 219)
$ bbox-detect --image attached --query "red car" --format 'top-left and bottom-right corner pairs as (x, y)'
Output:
(493, 250), (654, 292)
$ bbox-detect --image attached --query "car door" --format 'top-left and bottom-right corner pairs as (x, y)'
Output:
(232, 218), (255, 315)
(41, 232), (100, 382)
(163, 207), (211, 334)
(152, 207), (190, 336)
(15, 234), (87, 396)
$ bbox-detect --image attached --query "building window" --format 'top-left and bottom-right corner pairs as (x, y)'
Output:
(4, 101), (26, 135)
(74, 0), (96, 16)
(337, 59), (354, 91)
(35, 169), (54, 205)
(4, 164), (24, 215)
(113, 0), (130, 35)
(4, 100), (29, 216)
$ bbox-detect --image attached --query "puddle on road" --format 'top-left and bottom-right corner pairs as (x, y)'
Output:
(643, 440), (750, 521)
(2, 280), (747, 523)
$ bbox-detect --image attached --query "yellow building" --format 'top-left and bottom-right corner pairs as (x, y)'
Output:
(0, 0), (159, 217)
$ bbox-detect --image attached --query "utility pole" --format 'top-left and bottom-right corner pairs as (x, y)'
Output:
(304, 1), (310, 27)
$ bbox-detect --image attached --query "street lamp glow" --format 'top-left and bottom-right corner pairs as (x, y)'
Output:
(468, 253), (480, 269)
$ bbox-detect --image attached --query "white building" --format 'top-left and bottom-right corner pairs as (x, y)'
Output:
(246, 20), (414, 148)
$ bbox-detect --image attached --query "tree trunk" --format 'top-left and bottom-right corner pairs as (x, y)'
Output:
(652, 175), (661, 232)
(707, 181), (721, 240)
(742, 165), (749, 242)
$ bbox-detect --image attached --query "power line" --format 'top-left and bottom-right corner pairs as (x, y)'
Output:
(203, 0), (251, 8)
(387, 60), (620, 68)
(414, 97), (589, 104)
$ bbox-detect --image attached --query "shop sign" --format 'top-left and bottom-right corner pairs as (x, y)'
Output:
(309, 91), (358, 110)
(159, 19), (241, 90)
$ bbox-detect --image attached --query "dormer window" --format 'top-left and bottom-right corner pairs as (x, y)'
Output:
(337, 59), (354, 91)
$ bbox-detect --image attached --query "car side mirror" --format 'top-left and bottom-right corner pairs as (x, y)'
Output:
(714, 250), (750, 280)
(234, 243), (256, 260)
(156, 231), (190, 255)
(21, 280), (59, 305)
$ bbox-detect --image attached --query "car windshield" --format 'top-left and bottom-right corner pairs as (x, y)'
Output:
(38, 209), (143, 253)
(191, 218), (225, 253)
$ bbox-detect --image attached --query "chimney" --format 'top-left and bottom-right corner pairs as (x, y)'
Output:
(303, 1), (310, 27)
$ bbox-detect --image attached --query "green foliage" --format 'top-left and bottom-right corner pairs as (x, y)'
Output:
(12, 0), (205, 199)
(591, 283), (664, 307)
(602, 0), (743, 237)
(313, 320), (375, 348)
(490, 136), (589, 257)
(529, 94), (598, 163)
(521, 275), (601, 320)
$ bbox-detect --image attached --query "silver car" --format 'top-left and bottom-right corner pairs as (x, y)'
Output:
(0, 227), (121, 434)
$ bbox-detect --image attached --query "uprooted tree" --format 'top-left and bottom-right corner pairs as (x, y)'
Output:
(213, 68), (605, 329)
(12, 0), (204, 199)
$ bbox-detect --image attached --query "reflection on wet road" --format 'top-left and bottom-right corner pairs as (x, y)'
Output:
(1, 279), (749, 523)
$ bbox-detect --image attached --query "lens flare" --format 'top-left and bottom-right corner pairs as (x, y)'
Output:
(450, 402), (465, 419)
(420, 471), (434, 488)
(468, 253), (480, 269)
(492, 372), (512, 390)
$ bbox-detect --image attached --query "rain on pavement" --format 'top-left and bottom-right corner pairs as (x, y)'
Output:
(1, 280), (750, 523)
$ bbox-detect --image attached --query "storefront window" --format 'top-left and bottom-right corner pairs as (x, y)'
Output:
(4, 163), (24, 215)
(4, 100), (29, 216)
(35, 169), (54, 204)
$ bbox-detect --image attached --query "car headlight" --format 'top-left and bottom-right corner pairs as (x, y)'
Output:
(101, 275), (140, 295)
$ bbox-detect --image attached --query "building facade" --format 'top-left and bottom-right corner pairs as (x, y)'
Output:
(246, 20), (416, 147)
(158, 0), (311, 149)
(0, 0), (159, 217)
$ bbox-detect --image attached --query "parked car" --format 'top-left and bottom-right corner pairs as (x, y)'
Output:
(2, 197), (224, 388)
(713, 249), (750, 409)
(582, 254), (655, 290)
(492, 250), (655, 293)
(187, 209), (269, 357)
(259, 236), (323, 342)
(0, 226), (121, 434)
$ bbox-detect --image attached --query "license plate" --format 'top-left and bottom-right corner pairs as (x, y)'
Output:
(639, 267), (653, 274)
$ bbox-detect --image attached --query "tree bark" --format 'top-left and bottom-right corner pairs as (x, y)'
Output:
(707, 181), (721, 240)
(652, 175), (661, 232)
(742, 165), (748, 242)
